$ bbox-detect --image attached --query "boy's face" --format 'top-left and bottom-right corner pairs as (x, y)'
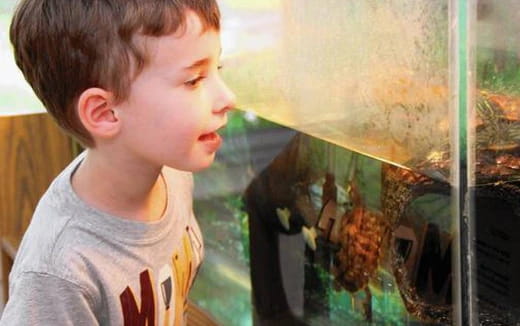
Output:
(115, 11), (235, 172)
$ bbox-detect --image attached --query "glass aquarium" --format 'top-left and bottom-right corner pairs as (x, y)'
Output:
(189, 0), (520, 325)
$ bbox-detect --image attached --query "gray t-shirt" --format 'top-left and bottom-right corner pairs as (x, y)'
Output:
(0, 153), (204, 325)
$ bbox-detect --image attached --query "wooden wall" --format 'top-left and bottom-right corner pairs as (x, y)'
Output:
(0, 112), (74, 303)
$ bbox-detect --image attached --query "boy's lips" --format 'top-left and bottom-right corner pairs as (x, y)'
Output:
(198, 131), (223, 152)
(198, 131), (219, 141)
(198, 122), (226, 151)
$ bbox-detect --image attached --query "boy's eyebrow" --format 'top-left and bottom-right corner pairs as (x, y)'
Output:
(183, 58), (211, 71)
(182, 48), (222, 71)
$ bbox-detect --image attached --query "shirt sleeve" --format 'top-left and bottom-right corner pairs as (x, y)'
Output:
(0, 272), (99, 326)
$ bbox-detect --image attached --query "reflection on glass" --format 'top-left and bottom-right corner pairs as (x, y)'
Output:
(191, 113), (455, 325)
(244, 132), (454, 325)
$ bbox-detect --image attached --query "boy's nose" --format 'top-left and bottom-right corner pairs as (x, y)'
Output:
(213, 80), (236, 114)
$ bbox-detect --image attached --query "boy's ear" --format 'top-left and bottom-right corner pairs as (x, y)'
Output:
(77, 88), (120, 140)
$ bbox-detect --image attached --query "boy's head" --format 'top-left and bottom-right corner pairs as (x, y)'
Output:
(10, 0), (223, 148)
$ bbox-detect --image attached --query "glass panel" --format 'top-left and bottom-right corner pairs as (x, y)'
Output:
(0, 0), (45, 115)
(220, 0), (450, 177)
(190, 0), (460, 325)
(472, 0), (520, 324)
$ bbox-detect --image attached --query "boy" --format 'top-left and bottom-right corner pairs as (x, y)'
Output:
(1, 0), (235, 324)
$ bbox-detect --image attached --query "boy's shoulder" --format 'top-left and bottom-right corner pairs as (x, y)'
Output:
(10, 153), (98, 282)
(11, 158), (196, 282)
(9, 206), (90, 291)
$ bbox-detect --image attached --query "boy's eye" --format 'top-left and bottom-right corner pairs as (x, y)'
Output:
(185, 76), (205, 87)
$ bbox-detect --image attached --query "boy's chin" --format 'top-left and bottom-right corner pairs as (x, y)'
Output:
(166, 154), (216, 172)
(193, 155), (216, 172)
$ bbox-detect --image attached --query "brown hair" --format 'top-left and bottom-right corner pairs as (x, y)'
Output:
(10, 0), (221, 147)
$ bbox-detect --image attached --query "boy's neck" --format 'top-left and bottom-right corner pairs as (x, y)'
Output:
(71, 149), (168, 222)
